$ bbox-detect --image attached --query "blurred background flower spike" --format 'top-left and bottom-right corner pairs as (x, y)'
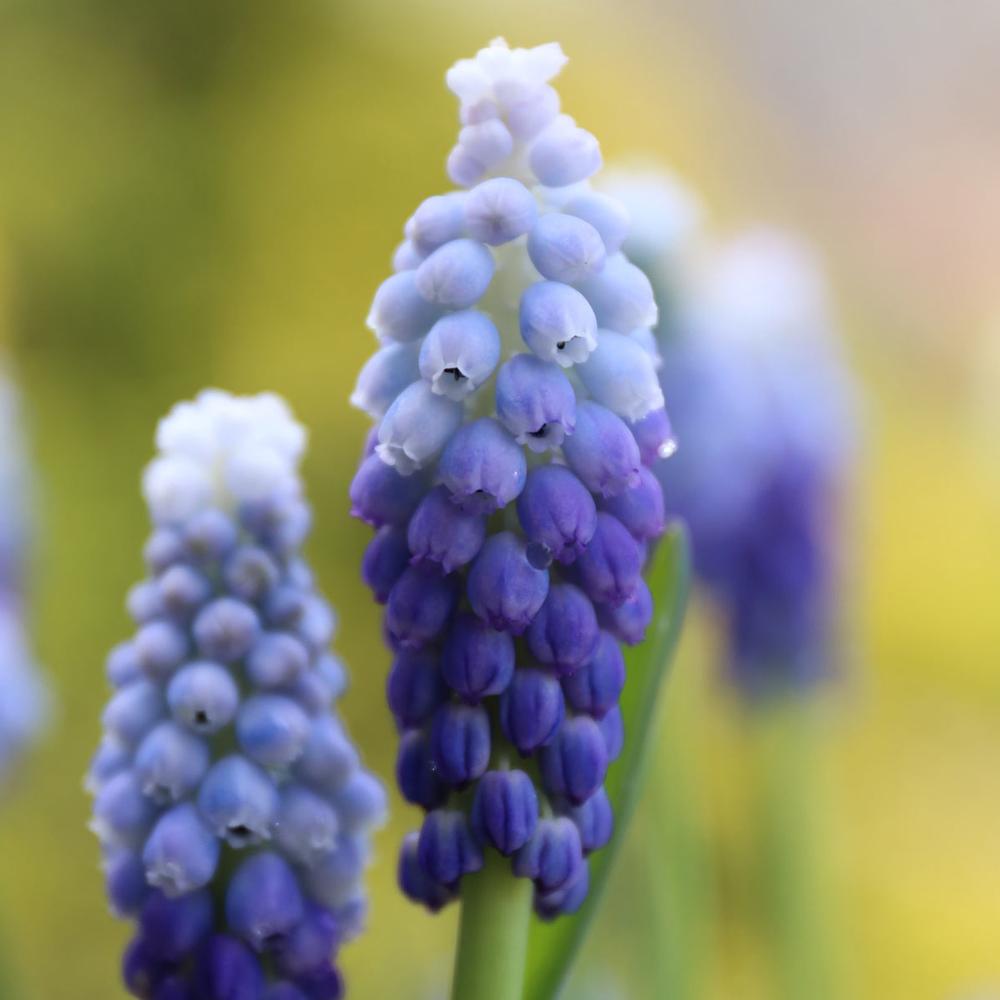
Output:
(88, 389), (386, 999)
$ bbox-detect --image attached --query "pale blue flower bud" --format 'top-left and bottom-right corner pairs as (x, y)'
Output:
(167, 662), (239, 735)
(405, 192), (468, 254)
(495, 353), (576, 451)
(528, 212), (606, 283)
(197, 755), (279, 847)
(376, 381), (464, 475)
(529, 119), (602, 187)
(414, 238), (495, 309)
(576, 253), (658, 332)
(564, 191), (630, 254)
(464, 178), (538, 245)
(519, 280), (598, 367)
(367, 271), (442, 343)
(419, 311), (501, 401)
(350, 342), (421, 419)
(578, 330), (664, 422)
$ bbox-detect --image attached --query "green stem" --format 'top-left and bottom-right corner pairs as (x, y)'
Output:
(752, 700), (838, 1000)
(451, 849), (533, 1000)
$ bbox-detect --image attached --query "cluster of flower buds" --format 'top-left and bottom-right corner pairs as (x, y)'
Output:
(350, 40), (675, 919)
(0, 370), (47, 783)
(89, 390), (385, 999)
(648, 225), (855, 696)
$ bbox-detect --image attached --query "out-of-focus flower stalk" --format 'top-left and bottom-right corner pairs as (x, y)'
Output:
(604, 170), (854, 999)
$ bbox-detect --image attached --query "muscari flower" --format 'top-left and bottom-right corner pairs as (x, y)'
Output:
(602, 176), (854, 698)
(89, 390), (386, 999)
(0, 369), (47, 783)
(350, 39), (674, 920)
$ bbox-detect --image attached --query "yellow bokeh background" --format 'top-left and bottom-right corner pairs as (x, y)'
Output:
(1, 2), (998, 997)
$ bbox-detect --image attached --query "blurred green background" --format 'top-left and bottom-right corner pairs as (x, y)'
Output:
(1, 1), (999, 997)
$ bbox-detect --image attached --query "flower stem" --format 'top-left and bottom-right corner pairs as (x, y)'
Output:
(451, 849), (533, 1000)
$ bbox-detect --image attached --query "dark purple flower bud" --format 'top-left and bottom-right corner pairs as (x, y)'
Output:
(561, 631), (625, 719)
(361, 526), (410, 604)
(348, 454), (427, 528)
(599, 705), (624, 762)
(598, 578), (653, 646)
(500, 668), (565, 755)
(430, 703), (490, 787)
(512, 816), (583, 891)
(630, 406), (676, 466)
(407, 486), (486, 572)
(567, 787), (613, 854)
(471, 770), (539, 856)
(155, 974), (198, 1000)
(194, 935), (264, 1000)
(386, 649), (448, 729)
(562, 401), (641, 498)
(385, 565), (459, 648)
(442, 614), (516, 703)
(274, 903), (339, 978)
(467, 532), (549, 634)
(294, 964), (344, 1000)
(264, 984), (309, 1000)
(417, 809), (484, 885)
(396, 729), (448, 810)
(535, 858), (589, 920)
(574, 513), (642, 608)
(105, 851), (150, 917)
(398, 832), (455, 912)
(122, 936), (174, 999)
(139, 889), (213, 962)
(439, 418), (527, 514)
(495, 354), (576, 453)
(226, 851), (305, 953)
(539, 715), (608, 805)
(526, 583), (599, 676)
(192, 598), (260, 664)
(516, 465), (597, 565)
(600, 466), (666, 542)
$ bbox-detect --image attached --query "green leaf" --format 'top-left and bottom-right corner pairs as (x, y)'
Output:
(523, 523), (692, 1000)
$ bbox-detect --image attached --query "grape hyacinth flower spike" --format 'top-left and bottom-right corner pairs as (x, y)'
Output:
(350, 37), (676, 953)
(653, 228), (855, 696)
(89, 390), (386, 999)
(0, 370), (47, 784)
